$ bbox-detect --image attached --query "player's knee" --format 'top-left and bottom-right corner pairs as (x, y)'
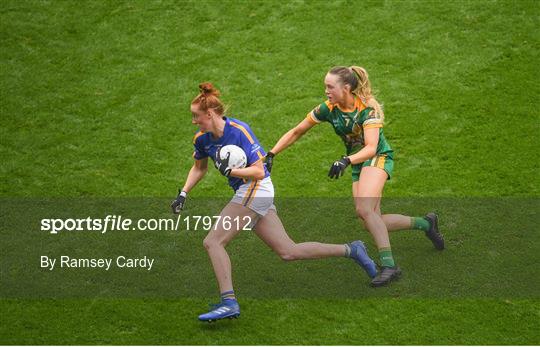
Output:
(277, 248), (297, 261)
(355, 206), (371, 220)
(279, 252), (296, 261)
(202, 237), (212, 250)
(203, 236), (222, 250)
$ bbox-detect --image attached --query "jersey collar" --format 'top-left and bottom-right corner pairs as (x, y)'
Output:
(336, 95), (365, 113)
(210, 116), (230, 142)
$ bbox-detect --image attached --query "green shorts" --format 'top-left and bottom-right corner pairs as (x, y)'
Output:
(351, 154), (394, 182)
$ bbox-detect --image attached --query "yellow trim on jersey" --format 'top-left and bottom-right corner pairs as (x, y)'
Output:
(306, 113), (320, 124)
(339, 105), (356, 112)
(332, 95), (366, 113)
(192, 131), (204, 144)
(354, 95), (367, 110)
(256, 150), (264, 160)
(245, 180), (261, 207)
(230, 121), (255, 144)
(242, 180), (257, 205)
(363, 123), (383, 130)
(324, 100), (335, 111)
(250, 156), (265, 167)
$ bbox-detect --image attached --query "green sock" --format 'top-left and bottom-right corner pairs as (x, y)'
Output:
(378, 247), (395, 267)
(411, 217), (430, 231)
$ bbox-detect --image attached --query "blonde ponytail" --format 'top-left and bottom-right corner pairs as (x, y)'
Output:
(349, 66), (384, 120)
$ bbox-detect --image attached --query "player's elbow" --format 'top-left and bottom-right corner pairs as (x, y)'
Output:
(252, 168), (265, 180)
(366, 145), (377, 158)
(291, 126), (306, 138)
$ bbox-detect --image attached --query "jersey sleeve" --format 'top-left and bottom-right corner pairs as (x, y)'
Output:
(229, 122), (266, 166)
(361, 108), (384, 129)
(305, 101), (331, 124)
(192, 132), (208, 160)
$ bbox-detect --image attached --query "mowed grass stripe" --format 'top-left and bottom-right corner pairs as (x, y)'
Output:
(1, 299), (538, 345)
(1, 1), (538, 197)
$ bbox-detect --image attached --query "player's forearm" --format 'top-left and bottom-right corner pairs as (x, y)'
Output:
(347, 145), (377, 165)
(230, 165), (265, 181)
(270, 128), (303, 155)
(181, 166), (207, 193)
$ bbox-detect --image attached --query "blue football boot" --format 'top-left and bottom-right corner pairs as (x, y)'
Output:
(198, 299), (240, 322)
(349, 240), (378, 278)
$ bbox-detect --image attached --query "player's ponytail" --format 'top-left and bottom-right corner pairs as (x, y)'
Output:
(191, 82), (224, 114)
(349, 66), (384, 119)
(328, 66), (384, 120)
(198, 82), (220, 97)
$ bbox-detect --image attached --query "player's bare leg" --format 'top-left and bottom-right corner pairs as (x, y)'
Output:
(363, 191), (421, 231)
(198, 202), (257, 322)
(255, 210), (377, 278)
(254, 209), (344, 259)
(353, 166), (401, 286)
(356, 182), (444, 249)
(203, 202), (258, 293)
(254, 209), (377, 277)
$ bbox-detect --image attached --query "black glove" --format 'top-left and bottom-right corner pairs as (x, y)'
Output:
(328, 156), (351, 179)
(265, 151), (275, 173)
(171, 190), (187, 214)
(214, 149), (232, 177)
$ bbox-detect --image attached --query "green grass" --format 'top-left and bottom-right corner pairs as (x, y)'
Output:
(2, 299), (539, 345)
(1, 0), (539, 345)
(2, 197), (539, 300)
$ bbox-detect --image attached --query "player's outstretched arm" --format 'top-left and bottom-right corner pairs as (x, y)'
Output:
(181, 158), (208, 193)
(171, 158), (208, 213)
(266, 118), (317, 172)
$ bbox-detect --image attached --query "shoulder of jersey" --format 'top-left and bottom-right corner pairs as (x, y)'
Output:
(228, 118), (256, 144)
(324, 100), (336, 111)
(192, 130), (206, 144)
(228, 117), (251, 130)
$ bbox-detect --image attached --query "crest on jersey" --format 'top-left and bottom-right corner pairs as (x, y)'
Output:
(313, 105), (321, 116)
(368, 109), (382, 120)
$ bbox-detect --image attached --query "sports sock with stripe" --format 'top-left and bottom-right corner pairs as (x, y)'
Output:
(378, 247), (395, 267)
(344, 244), (351, 257)
(221, 290), (236, 301)
(411, 217), (430, 231)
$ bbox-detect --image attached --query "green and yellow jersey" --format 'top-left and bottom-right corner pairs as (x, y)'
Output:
(306, 96), (394, 180)
(306, 96), (393, 157)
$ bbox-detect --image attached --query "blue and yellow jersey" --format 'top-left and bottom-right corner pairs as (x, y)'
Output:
(192, 117), (269, 191)
(306, 96), (393, 157)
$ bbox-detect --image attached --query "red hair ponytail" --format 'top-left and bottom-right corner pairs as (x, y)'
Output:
(191, 82), (224, 114)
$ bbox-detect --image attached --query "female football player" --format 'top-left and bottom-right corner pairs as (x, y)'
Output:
(266, 66), (444, 287)
(171, 82), (377, 322)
